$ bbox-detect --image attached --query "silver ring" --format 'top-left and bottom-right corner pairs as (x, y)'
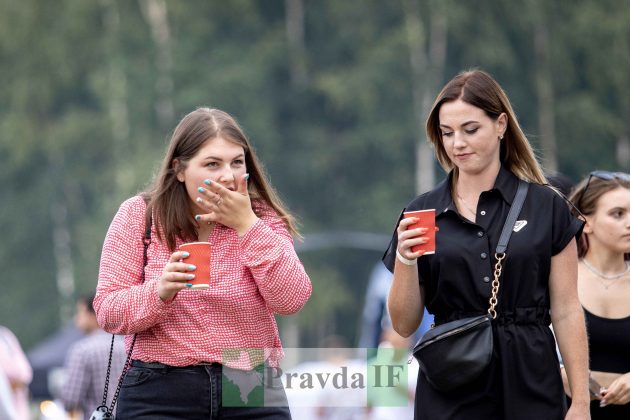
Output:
(216, 197), (223, 206)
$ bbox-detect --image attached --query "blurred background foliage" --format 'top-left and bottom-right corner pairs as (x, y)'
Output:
(1, 0), (629, 350)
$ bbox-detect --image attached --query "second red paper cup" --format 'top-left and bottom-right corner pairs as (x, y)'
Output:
(179, 242), (211, 289)
(403, 209), (436, 255)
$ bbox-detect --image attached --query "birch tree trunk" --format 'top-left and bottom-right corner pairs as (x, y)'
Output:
(283, 0), (308, 349)
(140, 0), (174, 128)
(617, 135), (630, 169)
(532, 1), (557, 173)
(285, 0), (308, 89)
(99, 0), (131, 196)
(402, 0), (447, 194)
(50, 161), (75, 324)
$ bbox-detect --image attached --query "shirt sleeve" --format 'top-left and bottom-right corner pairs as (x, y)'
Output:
(238, 207), (312, 315)
(382, 209), (405, 273)
(0, 372), (17, 419)
(0, 327), (32, 387)
(94, 197), (174, 334)
(550, 189), (584, 256)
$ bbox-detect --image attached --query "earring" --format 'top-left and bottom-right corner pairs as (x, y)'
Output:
(499, 135), (504, 140)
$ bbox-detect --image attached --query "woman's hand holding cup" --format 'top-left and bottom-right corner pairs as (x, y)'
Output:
(157, 250), (197, 302)
(397, 209), (437, 265)
(397, 217), (429, 262)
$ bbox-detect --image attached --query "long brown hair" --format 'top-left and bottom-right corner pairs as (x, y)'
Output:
(143, 107), (299, 251)
(569, 175), (630, 259)
(426, 69), (547, 184)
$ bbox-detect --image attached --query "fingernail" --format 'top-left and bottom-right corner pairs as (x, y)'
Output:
(195, 215), (201, 221)
(187, 274), (195, 279)
(186, 283), (193, 288)
(600, 401), (607, 407)
(182, 252), (190, 257)
(197, 187), (205, 193)
(204, 179), (211, 185)
(196, 197), (203, 203)
(188, 265), (197, 271)
(245, 173), (250, 180)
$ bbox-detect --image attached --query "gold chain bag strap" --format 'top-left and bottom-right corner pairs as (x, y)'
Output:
(488, 252), (505, 319)
(411, 180), (529, 392)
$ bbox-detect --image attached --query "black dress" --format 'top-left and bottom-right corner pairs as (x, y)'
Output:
(383, 166), (583, 420)
(584, 308), (630, 419)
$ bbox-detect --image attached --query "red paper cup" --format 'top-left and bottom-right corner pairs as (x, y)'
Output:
(403, 209), (436, 255)
(179, 242), (211, 289)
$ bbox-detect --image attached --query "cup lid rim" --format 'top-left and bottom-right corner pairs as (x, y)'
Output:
(403, 209), (436, 215)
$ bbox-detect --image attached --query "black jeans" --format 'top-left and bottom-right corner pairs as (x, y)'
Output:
(115, 360), (292, 419)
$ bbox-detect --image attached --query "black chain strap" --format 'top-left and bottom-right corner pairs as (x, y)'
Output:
(100, 334), (115, 406)
(106, 334), (138, 414)
(98, 218), (151, 417)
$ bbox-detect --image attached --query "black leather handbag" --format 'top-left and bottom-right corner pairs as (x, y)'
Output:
(412, 180), (529, 392)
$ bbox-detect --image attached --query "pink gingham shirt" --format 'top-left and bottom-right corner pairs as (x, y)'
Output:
(94, 196), (312, 370)
(0, 326), (32, 420)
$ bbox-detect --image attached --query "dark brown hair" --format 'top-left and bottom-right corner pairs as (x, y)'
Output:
(78, 294), (96, 314)
(143, 108), (298, 251)
(426, 69), (547, 184)
(569, 175), (630, 258)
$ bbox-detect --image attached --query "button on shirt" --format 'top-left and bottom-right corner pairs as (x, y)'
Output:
(95, 196), (312, 370)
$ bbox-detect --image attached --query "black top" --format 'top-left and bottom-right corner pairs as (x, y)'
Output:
(586, 308), (630, 374)
(584, 308), (630, 420)
(383, 166), (584, 420)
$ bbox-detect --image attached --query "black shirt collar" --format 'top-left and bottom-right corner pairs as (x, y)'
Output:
(493, 165), (520, 205)
(430, 165), (520, 216)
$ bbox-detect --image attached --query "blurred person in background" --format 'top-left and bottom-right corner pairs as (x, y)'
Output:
(547, 172), (575, 197)
(358, 263), (433, 351)
(60, 294), (126, 419)
(367, 325), (417, 420)
(95, 107), (311, 419)
(566, 171), (630, 419)
(358, 263), (392, 350)
(314, 335), (367, 420)
(0, 368), (18, 419)
(0, 325), (33, 420)
(383, 69), (590, 419)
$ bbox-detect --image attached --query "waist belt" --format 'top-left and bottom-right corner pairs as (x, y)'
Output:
(131, 360), (220, 370)
(435, 307), (551, 326)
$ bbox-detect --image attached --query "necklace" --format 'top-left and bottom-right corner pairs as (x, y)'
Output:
(456, 192), (477, 216)
(581, 259), (630, 289)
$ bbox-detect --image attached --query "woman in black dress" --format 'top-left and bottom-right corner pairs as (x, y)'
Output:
(384, 70), (590, 419)
(566, 172), (630, 419)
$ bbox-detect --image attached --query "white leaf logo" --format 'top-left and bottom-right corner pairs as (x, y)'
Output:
(513, 220), (528, 232)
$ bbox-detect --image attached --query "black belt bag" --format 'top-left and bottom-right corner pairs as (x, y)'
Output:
(412, 180), (529, 392)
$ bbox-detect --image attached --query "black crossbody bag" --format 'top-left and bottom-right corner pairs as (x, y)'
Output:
(90, 219), (151, 420)
(412, 180), (529, 392)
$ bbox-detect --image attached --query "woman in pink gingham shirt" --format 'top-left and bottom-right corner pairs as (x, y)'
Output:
(95, 108), (312, 419)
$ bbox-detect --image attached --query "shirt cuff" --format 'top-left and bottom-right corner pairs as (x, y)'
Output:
(148, 279), (177, 308)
